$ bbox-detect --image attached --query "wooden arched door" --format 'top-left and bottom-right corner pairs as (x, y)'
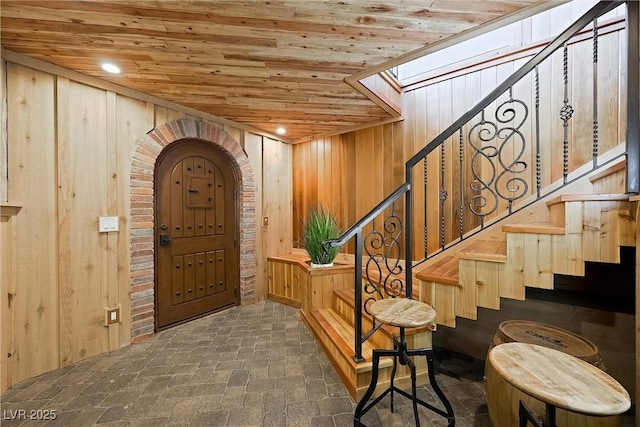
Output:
(154, 139), (239, 329)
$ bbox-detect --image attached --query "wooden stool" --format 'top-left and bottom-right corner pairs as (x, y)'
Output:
(487, 342), (630, 427)
(353, 298), (455, 427)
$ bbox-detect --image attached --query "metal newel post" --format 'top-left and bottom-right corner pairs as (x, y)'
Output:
(627, 0), (640, 193)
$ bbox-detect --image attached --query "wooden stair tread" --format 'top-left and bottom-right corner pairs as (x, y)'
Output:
(588, 157), (626, 183)
(414, 255), (459, 285)
(310, 308), (392, 372)
(456, 239), (507, 262)
(501, 223), (565, 235)
(547, 193), (630, 206)
(363, 266), (407, 281)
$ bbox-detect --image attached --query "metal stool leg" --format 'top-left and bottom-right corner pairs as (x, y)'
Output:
(406, 355), (420, 427)
(354, 333), (455, 426)
(425, 349), (455, 426)
(354, 347), (401, 426)
(389, 336), (399, 413)
(354, 350), (382, 426)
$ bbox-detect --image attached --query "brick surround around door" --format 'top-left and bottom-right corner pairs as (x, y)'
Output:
(129, 119), (257, 341)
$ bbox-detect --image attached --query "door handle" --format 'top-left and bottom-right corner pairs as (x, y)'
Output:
(160, 234), (170, 247)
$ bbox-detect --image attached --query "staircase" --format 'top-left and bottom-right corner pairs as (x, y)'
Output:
(417, 155), (636, 328)
(289, 0), (639, 406)
(297, 149), (636, 400)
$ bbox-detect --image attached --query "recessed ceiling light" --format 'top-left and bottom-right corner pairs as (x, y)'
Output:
(276, 127), (286, 135)
(101, 63), (121, 74)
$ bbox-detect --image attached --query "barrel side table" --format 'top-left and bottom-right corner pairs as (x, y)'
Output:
(487, 342), (630, 427)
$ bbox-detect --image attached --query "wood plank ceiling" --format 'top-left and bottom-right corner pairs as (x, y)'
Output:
(1, 0), (554, 142)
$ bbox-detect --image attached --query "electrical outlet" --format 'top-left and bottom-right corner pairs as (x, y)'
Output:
(99, 216), (119, 233)
(262, 216), (269, 226)
(105, 307), (120, 325)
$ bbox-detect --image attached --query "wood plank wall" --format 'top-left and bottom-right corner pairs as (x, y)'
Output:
(292, 123), (404, 253)
(0, 54), (6, 202)
(293, 20), (626, 260)
(263, 137), (294, 257)
(0, 60), (291, 392)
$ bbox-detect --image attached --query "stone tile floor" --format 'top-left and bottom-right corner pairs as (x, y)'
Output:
(0, 300), (634, 426)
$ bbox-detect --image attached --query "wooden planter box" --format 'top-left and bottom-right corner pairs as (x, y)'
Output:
(267, 252), (354, 312)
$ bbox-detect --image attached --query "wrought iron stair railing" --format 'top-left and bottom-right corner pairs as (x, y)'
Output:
(325, 0), (629, 363)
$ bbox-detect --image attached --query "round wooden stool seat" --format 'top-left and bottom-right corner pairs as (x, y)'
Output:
(488, 342), (630, 423)
(369, 297), (436, 328)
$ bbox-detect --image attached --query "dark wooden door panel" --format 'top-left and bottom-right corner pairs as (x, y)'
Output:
(155, 139), (238, 329)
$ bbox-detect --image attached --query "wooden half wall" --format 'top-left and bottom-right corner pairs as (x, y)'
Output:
(0, 59), (293, 392)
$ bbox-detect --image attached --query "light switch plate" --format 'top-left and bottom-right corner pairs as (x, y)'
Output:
(99, 216), (119, 233)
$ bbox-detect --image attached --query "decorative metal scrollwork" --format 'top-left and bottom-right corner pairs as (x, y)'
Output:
(468, 90), (529, 223)
(361, 204), (404, 317)
(560, 104), (574, 123)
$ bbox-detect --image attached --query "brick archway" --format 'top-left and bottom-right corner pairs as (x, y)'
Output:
(129, 119), (256, 341)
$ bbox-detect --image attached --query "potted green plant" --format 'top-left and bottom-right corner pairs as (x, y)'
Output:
(303, 206), (342, 267)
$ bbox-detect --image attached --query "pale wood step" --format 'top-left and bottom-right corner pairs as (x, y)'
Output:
(456, 239), (507, 262)
(310, 308), (393, 373)
(301, 308), (392, 400)
(501, 223), (565, 235)
(588, 157), (626, 183)
(547, 193), (630, 206)
(547, 193), (635, 264)
(333, 288), (398, 345)
(304, 306), (432, 400)
(418, 239), (508, 285)
(415, 255), (459, 285)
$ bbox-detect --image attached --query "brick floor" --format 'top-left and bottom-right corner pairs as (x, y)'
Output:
(0, 300), (634, 426)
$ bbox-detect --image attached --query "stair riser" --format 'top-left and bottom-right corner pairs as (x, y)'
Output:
(582, 201), (634, 264)
(420, 280), (456, 327)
